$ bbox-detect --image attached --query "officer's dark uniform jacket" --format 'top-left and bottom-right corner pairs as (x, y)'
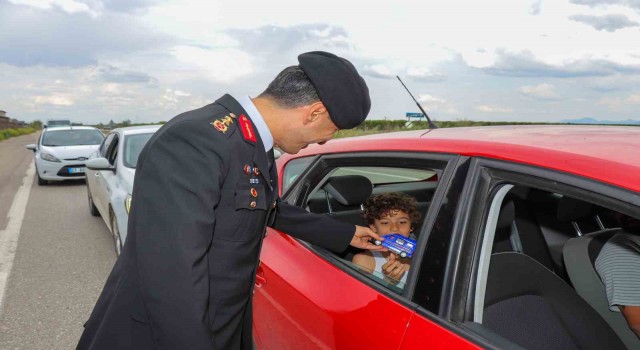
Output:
(77, 95), (356, 350)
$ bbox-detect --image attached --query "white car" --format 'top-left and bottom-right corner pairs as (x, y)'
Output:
(26, 126), (105, 185)
(85, 125), (162, 255)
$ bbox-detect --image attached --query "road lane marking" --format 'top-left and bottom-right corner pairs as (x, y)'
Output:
(0, 163), (35, 314)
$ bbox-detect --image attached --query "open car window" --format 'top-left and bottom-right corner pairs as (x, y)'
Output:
(295, 159), (447, 295)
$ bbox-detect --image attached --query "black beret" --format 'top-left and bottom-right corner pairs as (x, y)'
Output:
(298, 51), (370, 129)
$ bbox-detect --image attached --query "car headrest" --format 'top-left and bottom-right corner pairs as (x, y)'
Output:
(323, 175), (373, 206)
(557, 196), (592, 222)
(497, 200), (515, 229)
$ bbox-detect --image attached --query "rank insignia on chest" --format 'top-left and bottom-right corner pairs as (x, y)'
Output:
(239, 114), (257, 143)
(249, 178), (259, 184)
(210, 114), (237, 134)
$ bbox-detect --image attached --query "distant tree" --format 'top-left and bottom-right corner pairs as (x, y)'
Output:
(121, 119), (131, 127)
(30, 120), (43, 129)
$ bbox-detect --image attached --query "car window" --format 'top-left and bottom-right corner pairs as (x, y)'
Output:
(123, 133), (154, 168)
(331, 167), (436, 185)
(106, 135), (119, 165)
(100, 133), (116, 157)
(282, 156), (314, 193)
(42, 129), (104, 147)
(296, 158), (448, 295)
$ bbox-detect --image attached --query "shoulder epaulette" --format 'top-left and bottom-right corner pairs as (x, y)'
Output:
(210, 112), (237, 136)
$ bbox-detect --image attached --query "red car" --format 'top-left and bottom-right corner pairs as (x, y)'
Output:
(253, 125), (640, 350)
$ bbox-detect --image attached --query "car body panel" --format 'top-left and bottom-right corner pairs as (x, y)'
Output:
(399, 315), (481, 350)
(253, 231), (414, 350)
(86, 125), (161, 246)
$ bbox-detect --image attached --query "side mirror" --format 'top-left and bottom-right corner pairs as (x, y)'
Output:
(86, 157), (115, 171)
(43, 125), (47, 128)
(25, 144), (37, 152)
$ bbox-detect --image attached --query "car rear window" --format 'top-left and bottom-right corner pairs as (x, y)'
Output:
(42, 129), (104, 146)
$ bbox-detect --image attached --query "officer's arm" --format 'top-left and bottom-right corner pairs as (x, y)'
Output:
(271, 201), (354, 252)
(132, 120), (225, 349)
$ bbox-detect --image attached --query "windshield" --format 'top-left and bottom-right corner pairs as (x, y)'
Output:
(42, 129), (104, 147)
(123, 133), (154, 168)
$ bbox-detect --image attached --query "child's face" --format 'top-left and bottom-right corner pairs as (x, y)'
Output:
(369, 209), (412, 237)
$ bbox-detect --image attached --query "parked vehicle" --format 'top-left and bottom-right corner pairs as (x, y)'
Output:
(85, 125), (162, 255)
(253, 125), (639, 350)
(45, 119), (72, 128)
(25, 126), (104, 185)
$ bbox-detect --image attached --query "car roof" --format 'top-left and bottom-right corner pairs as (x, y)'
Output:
(113, 125), (163, 136)
(285, 125), (640, 192)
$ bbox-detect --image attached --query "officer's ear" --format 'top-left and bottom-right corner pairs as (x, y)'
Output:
(303, 102), (328, 125)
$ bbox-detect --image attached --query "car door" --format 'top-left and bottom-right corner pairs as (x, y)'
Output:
(87, 132), (115, 218)
(253, 152), (482, 350)
(441, 158), (639, 349)
(94, 133), (119, 221)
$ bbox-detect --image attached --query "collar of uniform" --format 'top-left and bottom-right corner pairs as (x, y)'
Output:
(236, 95), (273, 152)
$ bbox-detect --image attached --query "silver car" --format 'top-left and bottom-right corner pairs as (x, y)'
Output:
(85, 125), (161, 255)
(26, 126), (105, 185)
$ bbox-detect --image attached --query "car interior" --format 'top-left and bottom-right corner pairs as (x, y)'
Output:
(293, 161), (639, 349)
(301, 165), (439, 290)
(473, 184), (639, 350)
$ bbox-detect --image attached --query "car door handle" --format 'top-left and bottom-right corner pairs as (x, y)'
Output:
(255, 265), (266, 288)
(94, 172), (100, 177)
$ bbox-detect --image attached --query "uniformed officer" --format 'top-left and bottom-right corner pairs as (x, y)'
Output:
(77, 51), (382, 350)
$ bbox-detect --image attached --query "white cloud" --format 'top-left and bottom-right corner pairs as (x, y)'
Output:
(362, 64), (395, 79)
(9, 0), (97, 16)
(171, 46), (254, 83)
(417, 94), (460, 115)
(476, 105), (515, 113)
(406, 67), (446, 82)
(519, 83), (559, 99)
(33, 94), (75, 106)
(598, 92), (640, 109)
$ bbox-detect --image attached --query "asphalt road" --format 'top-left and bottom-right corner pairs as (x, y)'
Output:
(0, 134), (116, 349)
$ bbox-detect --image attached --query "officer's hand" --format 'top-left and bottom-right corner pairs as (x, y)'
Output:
(350, 226), (386, 251)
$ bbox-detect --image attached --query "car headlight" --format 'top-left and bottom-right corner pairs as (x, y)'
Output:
(40, 152), (61, 162)
(125, 195), (132, 214)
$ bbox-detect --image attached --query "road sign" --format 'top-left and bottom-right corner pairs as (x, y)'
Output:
(406, 112), (424, 119)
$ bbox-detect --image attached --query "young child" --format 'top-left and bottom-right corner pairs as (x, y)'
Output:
(352, 192), (421, 287)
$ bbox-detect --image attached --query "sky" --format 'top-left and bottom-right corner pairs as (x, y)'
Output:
(1, 0), (640, 125)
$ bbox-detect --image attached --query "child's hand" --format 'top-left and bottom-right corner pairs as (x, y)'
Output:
(381, 253), (410, 283)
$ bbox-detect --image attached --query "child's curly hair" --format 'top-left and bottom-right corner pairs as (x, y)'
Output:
(363, 192), (421, 227)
